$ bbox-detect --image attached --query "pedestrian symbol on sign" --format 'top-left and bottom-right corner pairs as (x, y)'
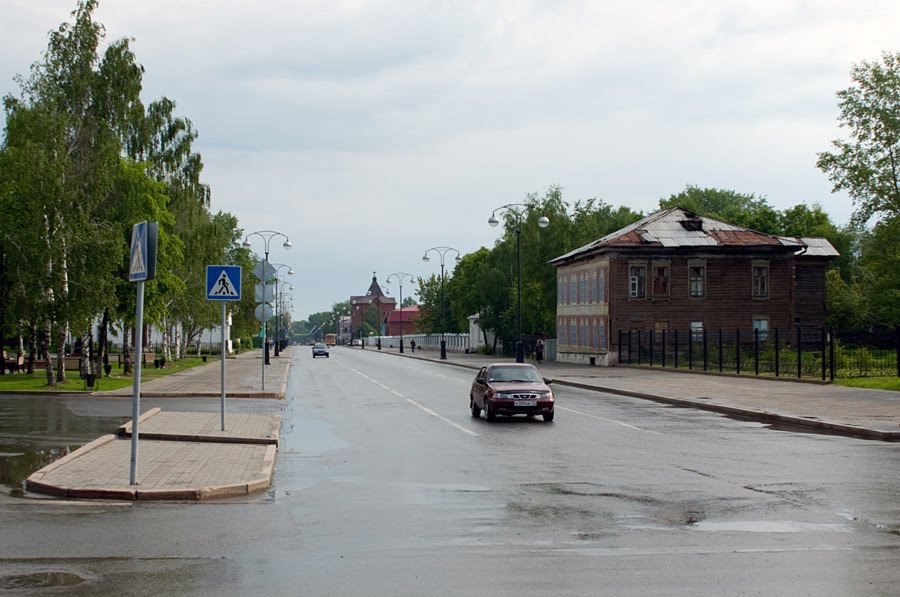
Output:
(212, 270), (238, 297)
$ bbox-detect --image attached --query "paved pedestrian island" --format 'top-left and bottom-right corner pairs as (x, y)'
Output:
(26, 409), (280, 501)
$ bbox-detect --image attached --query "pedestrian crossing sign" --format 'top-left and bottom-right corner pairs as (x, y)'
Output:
(206, 265), (242, 301)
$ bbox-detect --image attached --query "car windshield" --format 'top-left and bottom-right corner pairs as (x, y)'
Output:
(315, 343), (326, 349)
(488, 366), (542, 383)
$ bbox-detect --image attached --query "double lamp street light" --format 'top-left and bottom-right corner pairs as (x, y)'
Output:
(242, 230), (291, 370)
(422, 246), (460, 360)
(386, 272), (415, 353)
(488, 204), (549, 363)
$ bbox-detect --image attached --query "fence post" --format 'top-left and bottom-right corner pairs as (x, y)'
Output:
(674, 330), (679, 369)
(797, 328), (802, 379)
(637, 330), (642, 365)
(703, 329), (708, 371)
(718, 329), (723, 372)
(649, 330), (654, 367)
(628, 330), (633, 365)
(755, 328), (760, 376)
(821, 327), (827, 381)
(775, 328), (780, 377)
(618, 330), (623, 363)
(662, 329), (667, 368)
(688, 329), (693, 370)
(736, 329), (741, 375)
(830, 329), (836, 382)
(896, 326), (900, 378)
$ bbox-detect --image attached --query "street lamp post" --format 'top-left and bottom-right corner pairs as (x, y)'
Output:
(422, 247), (461, 360)
(386, 272), (414, 353)
(242, 231), (291, 385)
(488, 204), (549, 363)
(270, 264), (294, 357)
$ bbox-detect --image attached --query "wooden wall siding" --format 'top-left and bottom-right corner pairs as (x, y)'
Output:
(794, 261), (828, 329)
(605, 253), (800, 342)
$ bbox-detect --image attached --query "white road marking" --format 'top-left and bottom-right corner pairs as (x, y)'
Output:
(557, 406), (661, 434)
(407, 398), (479, 437)
(347, 366), (477, 437)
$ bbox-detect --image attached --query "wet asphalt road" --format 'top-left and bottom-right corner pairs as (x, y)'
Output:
(1, 347), (900, 595)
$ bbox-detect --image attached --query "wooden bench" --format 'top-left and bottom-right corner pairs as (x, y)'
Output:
(3, 351), (24, 373)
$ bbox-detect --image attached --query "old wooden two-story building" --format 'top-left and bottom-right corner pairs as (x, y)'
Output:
(549, 207), (839, 366)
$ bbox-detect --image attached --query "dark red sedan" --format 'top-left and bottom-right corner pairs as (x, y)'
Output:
(470, 363), (555, 422)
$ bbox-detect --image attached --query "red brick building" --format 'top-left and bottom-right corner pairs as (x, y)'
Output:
(549, 208), (839, 365)
(350, 274), (396, 338)
(384, 306), (421, 337)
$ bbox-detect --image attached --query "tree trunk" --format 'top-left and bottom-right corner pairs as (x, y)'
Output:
(55, 327), (67, 383)
(98, 309), (109, 376)
(123, 325), (132, 375)
(40, 328), (54, 386)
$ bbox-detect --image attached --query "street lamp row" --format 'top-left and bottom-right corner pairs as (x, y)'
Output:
(422, 247), (461, 360)
(488, 204), (549, 363)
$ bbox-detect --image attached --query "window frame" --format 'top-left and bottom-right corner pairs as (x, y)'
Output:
(752, 261), (769, 299)
(628, 264), (647, 299)
(688, 261), (706, 298)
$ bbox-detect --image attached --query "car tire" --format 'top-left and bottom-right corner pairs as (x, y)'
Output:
(484, 400), (496, 421)
(543, 411), (554, 422)
(470, 396), (481, 418)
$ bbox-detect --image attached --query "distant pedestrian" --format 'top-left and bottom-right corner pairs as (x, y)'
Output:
(410, 340), (416, 353)
(535, 339), (544, 364)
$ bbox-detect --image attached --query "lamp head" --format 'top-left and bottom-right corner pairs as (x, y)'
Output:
(538, 216), (550, 229)
(242, 239), (252, 249)
(422, 255), (430, 263)
(283, 239), (292, 249)
(488, 215), (500, 227)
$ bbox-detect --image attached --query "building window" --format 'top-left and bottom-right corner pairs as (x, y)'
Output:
(599, 270), (606, 304)
(557, 277), (563, 305)
(689, 265), (705, 298)
(580, 275), (587, 304)
(559, 318), (567, 345)
(629, 266), (646, 299)
(581, 320), (589, 348)
(690, 321), (704, 341)
(752, 317), (769, 340)
(652, 265), (669, 299)
(570, 321), (578, 347)
(570, 277), (578, 304)
(591, 273), (598, 303)
(752, 264), (769, 299)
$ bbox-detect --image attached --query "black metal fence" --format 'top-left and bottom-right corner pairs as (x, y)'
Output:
(618, 327), (900, 380)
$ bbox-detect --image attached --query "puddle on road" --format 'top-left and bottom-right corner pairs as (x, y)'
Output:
(280, 419), (349, 454)
(0, 396), (123, 496)
(0, 570), (89, 590)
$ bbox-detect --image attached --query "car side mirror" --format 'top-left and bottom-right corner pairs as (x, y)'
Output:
(475, 378), (485, 384)
(543, 378), (552, 385)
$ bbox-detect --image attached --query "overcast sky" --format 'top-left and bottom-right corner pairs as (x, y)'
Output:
(2, 0), (897, 319)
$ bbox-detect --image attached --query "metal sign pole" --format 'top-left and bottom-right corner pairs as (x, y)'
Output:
(221, 301), (227, 431)
(130, 280), (144, 485)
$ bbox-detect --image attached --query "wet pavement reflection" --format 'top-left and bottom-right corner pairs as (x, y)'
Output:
(0, 396), (124, 496)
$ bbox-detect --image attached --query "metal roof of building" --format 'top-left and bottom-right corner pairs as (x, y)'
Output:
(550, 207), (836, 265)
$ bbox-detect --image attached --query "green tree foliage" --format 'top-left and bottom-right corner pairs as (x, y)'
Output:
(857, 216), (900, 326)
(658, 185), (781, 233)
(0, 1), (243, 380)
(817, 52), (900, 225)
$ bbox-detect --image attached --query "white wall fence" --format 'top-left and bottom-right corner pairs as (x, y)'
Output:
(368, 333), (470, 353)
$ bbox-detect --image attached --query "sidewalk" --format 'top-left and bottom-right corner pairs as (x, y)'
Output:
(361, 344), (900, 442)
(95, 346), (292, 399)
(26, 348), (292, 500)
